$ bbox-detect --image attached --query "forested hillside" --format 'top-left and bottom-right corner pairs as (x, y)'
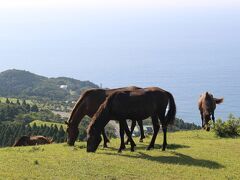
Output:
(0, 69), (98, 101)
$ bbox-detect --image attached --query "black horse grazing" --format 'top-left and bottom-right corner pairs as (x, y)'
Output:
(198, 92), (224, 131)
(87, 87), (176, 153)
(65, 86), (145, 147)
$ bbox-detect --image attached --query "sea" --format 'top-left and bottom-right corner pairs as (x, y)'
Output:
(90, 58), (240, 125)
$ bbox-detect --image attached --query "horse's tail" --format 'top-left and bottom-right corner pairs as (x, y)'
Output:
(214, 98), (224, 104)
(165, 91), (177, 125)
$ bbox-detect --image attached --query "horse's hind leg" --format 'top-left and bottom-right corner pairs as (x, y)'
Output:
(137, 120), (145, 142)
(101, 129), (110, 148)
(147, 115), (159, 150)
(161, 125), (167, 151)
(125, 120), (136, 145)
(158, 111), (168, 151)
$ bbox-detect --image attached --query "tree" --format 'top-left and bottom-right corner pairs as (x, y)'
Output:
(31, 104), (39, 112)
(5, 98), (10, 104)
(16, 99), (20, 105)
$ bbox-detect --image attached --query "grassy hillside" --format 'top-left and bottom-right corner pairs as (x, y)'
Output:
(0, 130), (239, 179)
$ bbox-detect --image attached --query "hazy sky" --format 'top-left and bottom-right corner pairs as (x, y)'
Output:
(0, 0), (240, 87)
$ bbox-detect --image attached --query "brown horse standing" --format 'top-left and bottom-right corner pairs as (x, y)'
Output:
(87, 87), (176, 153)
(13, 135), (53, 147)
(198, 92), (224, 131)
(65, 86), (145, 146)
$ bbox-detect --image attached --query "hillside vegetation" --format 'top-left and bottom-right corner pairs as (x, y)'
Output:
(0, 130), (239, 179)
(0, 69), (98, 101)
(30, 120), (67, 130)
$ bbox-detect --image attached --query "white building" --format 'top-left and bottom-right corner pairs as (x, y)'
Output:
(60, 85), (68, 90)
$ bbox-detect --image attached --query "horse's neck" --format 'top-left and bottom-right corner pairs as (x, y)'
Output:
(91, 106), (111, 135)
(69, 103), (86, 127)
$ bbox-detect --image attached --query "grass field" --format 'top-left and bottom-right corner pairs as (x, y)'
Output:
(0, 130), (239, 180)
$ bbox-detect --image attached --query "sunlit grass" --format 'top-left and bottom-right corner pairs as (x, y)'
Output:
(0, 130), (239, 179)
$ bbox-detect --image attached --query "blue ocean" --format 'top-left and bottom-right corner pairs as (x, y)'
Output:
(91, 58), (239, 125)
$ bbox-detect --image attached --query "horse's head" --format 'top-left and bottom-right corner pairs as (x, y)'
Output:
(204, 92), (214, 101)
(65, 121), (79, 146)
(86, 127), (102, 152)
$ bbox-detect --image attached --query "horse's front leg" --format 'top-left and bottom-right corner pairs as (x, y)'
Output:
(200, 112), (204, 128)
(137, 120), (145, 142)
(212, 111), (215, 124)
(125, 120), (136, 145)
(122, 120), (136, 152)
(101, 129), (110, 148)
(118, 121), (126, 153)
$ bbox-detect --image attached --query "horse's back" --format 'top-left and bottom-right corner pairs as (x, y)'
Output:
(108, 87), (170, 120)
(30, 136), (51, 145)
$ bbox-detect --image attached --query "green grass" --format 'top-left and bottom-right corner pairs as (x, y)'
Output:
(0, 130), (239, 179)
(30, 120), (67, 130)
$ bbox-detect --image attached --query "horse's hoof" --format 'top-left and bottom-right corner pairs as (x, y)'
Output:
(120, 145), (126, 150)
(103, 145), (108, 148)
(131, 148), (135, 152)
(118, 150), (122, 153)
(146, 146), (153, 151)
(162, 148), (166, 151)
(139, 139), (143, 143)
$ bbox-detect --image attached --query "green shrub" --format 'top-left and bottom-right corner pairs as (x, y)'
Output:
(213, 115), (240, 137)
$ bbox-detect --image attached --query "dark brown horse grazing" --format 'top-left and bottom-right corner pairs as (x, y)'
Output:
(13, 136), (53, 147)
(65, 86), (145, 147)
(87, 87), (176, 153)
(198, 92), (224, 131)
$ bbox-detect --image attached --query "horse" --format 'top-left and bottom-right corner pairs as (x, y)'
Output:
(13, 135), (53, 147)
(198, 92), (224, 131)
(87, 87), (176, 153)
(65, 86), (145, 147)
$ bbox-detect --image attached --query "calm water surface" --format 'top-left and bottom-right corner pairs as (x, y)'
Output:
(93, 58), (240, 125)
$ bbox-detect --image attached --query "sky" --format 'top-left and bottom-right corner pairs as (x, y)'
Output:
(0, 0), (240, 87)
